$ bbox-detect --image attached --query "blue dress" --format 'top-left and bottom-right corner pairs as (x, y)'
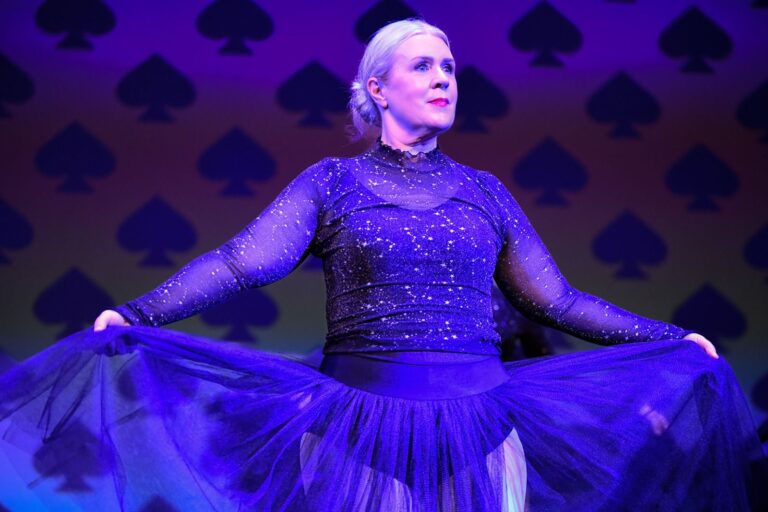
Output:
(0, 140), (764, 511)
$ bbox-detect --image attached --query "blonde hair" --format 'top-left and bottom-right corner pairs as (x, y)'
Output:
(349, 19), (450, 140)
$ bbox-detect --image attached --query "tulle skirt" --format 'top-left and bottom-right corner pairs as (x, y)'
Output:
(0, 326), (765, 511)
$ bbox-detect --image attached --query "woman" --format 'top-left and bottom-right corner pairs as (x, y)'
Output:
(1, 19), (763, 512)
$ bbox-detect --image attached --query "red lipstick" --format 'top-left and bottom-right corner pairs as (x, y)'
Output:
(429, 98), (449, 107)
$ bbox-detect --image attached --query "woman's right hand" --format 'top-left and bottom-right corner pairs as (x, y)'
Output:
(93, 310), (130, 331)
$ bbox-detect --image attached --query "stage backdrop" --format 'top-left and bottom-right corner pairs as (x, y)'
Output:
(1, 0), (766, 427)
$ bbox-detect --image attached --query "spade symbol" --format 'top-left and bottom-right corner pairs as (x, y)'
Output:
(276, 61), (347, 127)
(658, 7), (732, 73)
(508, 1), (582, 67)
(32, 421), (112, 491)
(736, 80), (768, 144)
(35, 0), (116, 49)
(196, 0), (273, 55)
(665, 145), (737, 211)
(198, 127), (276, 196)
(743, 224), (768, 283)
(117, 197), (197, 266)
(115, 346), (199, 405)
(586, 71), (660, 138)
(116, 55), (196, 122)
(35, 122), (115, 192)
(116, 363), (142, 402)
(200, 288), (279, 341)
(354, 0), (420, 43)
(672, 283), (746, 353)
(33, 267), (115, 338)
(512, 137), (587, 206)
(455, 66), (509, 132)
(0, 53), (35, 118)
(592, 211), (666, 279)
(0, 199), (34, 264)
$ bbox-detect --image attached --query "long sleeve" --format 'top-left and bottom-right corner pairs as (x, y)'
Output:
(115, 159), (331, 327)
(478, 171), (693, 345)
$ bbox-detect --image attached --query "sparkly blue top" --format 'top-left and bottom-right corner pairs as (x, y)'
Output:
(116, 140), (692, 355)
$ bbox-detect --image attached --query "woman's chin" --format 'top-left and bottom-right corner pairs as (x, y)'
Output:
(424, 119), (455, 138)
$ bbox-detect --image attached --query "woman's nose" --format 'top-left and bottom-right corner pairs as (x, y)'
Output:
(433, 71), (449, 89)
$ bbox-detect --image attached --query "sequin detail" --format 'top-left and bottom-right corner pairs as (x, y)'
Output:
(116, 140), (691, 354)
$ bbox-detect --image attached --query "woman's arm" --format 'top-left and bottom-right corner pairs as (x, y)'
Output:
(478, 171), (716, 356)
(99, 159), (331, 329)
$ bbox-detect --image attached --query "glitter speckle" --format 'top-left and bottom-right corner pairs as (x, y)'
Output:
(116, 139), (690, 352)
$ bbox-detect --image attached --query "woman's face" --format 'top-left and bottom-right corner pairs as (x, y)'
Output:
(378, 33), (457, 140)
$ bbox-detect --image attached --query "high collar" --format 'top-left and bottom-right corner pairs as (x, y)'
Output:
(368, 138), (447, 168)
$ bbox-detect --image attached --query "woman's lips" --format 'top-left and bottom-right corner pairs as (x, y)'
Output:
(428, 98), (449, 107)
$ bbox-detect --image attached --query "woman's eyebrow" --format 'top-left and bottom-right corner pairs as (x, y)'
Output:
(409, 56), (456, 64)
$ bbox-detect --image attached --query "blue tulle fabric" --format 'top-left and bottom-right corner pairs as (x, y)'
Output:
(1, 326), (765, 511)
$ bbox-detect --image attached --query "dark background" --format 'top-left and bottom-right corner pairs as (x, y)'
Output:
(1, 0), (766, 426)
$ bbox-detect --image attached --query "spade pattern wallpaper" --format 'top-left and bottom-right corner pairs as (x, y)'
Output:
(1, 0), (767, 425)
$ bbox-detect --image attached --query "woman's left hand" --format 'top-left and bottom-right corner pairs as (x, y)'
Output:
(683, 333), (719, 359)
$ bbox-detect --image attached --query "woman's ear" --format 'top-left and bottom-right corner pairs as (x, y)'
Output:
(367, 77), (387, 110)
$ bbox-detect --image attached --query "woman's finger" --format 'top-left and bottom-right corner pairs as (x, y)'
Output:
(93, 314), (106, 332)
(684, 333), (719, 359)
(93, 310), (126, 331)
(699, 340), (717, 359)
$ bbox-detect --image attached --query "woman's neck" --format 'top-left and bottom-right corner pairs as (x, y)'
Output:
(380, 130), (438, 155)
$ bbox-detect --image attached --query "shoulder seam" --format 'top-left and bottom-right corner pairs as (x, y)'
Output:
(470, 170), (507, 241)
(315, 157), (347, 222)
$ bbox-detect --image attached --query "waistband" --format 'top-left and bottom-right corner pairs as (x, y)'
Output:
(319, 352), (511, 400)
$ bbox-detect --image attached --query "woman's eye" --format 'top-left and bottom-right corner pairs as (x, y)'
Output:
(443, 64), (454, 73)
(415, 62), (429, 71)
